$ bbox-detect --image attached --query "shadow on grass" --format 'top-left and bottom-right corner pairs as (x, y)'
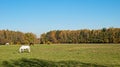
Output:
(2, 58), (107, 67)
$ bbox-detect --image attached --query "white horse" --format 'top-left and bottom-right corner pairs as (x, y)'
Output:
(5, 43), (9, 45)
(19, 45), (30, 53)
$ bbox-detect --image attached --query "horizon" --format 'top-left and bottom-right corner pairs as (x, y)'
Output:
(0, 0), (120, 36)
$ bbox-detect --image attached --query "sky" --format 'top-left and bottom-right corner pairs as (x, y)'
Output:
(0, 0), (120, 37)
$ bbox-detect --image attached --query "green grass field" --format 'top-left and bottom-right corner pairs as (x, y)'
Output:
(0, 44), (120, 67)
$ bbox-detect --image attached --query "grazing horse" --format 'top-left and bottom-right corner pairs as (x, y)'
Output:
(5, 43), (9, 45)
(19, 45), (30, 53)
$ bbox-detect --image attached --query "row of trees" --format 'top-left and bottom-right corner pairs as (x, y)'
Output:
(40, 28), (120, 44)
(0, 28), (120, 45)
(0, 30), (39, 45)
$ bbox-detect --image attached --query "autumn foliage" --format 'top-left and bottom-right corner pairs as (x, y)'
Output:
(40, 28), (120, 44)
(0, 30), (38, 45)
(0, 28), (120, 45)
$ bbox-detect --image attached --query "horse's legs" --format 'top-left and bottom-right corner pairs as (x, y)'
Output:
(21, 49), (24, 52)
(19, 48), (23, 53)
(28, 48), (30, 52)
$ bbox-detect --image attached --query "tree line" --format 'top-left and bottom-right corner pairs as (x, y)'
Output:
(0, 30), (39, 45)
(40, 28), (120, 44)
(0, 28), (120, 45)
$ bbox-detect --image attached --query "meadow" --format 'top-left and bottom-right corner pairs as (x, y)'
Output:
(0, 44), (120, 67)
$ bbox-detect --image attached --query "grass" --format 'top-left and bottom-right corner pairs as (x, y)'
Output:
(0, 44), (120, 67)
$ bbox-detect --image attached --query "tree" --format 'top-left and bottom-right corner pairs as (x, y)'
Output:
(40, 28), (120, 44)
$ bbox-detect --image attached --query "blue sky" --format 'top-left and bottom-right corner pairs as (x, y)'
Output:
(0, 0), (120, 36)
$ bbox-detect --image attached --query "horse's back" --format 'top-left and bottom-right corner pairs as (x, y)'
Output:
(21, 45), (30, 48)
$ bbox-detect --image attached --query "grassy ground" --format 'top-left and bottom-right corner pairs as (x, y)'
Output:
(0, 44), (120, 67)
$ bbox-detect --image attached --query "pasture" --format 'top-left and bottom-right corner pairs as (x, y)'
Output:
(0, 44), (120, 67)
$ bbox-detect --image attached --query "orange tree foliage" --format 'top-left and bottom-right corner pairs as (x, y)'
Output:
(0, 30), (38, 45)
(40, 28), (120, 44)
